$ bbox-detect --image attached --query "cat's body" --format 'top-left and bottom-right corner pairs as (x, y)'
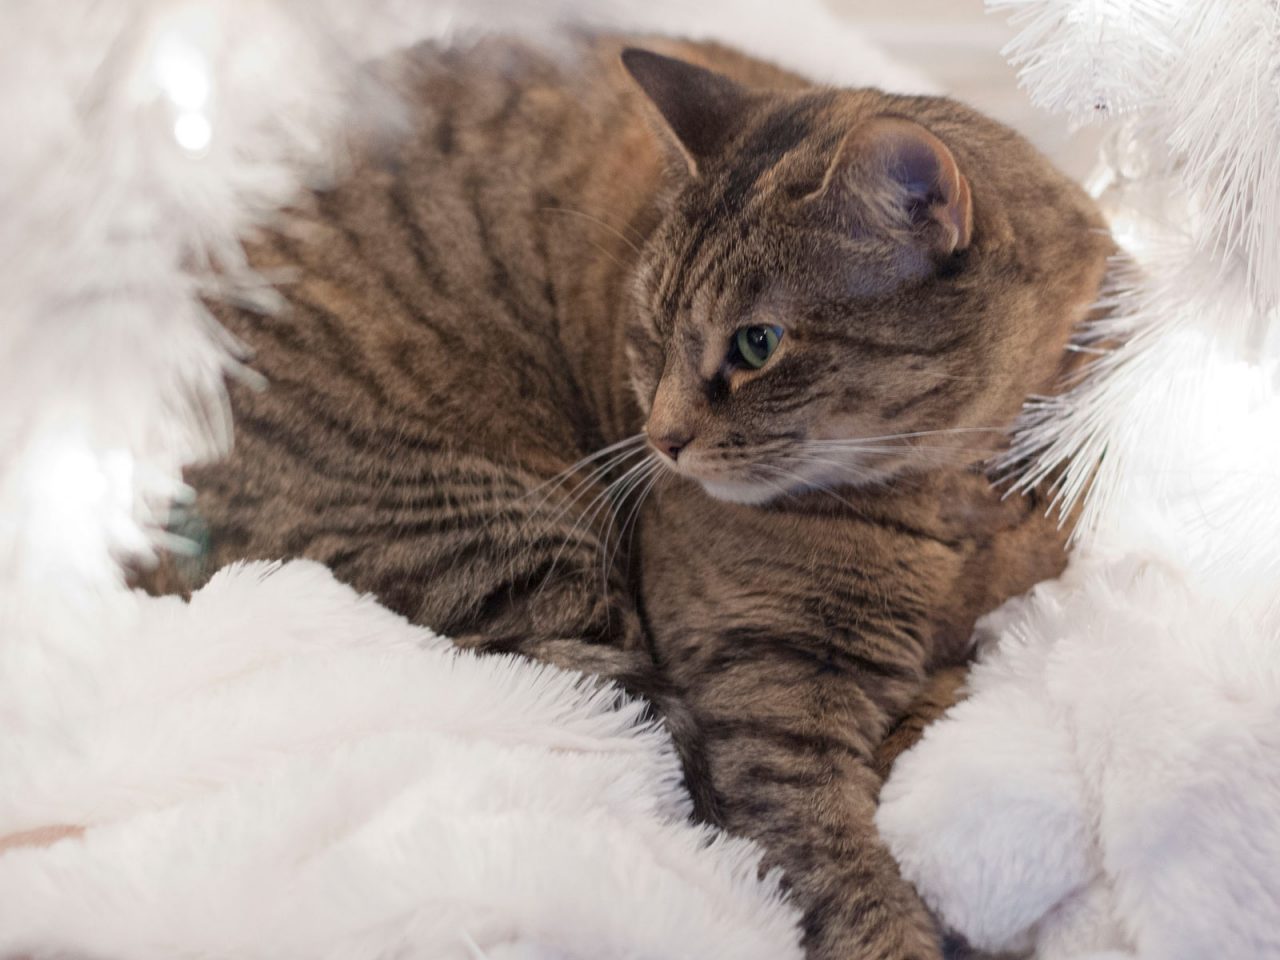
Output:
(176, 34), (1111, 959)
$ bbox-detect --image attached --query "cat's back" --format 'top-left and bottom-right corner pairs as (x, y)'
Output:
(201, 39), (644, 504)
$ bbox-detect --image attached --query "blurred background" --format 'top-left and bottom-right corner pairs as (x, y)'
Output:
(829, 0), (1103, 181)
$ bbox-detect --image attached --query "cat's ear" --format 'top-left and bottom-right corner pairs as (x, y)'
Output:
(621, 48), (751, 176)
(809, 116), (973, 256)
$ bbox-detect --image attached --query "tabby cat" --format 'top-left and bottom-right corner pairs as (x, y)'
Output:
(172, 34), (1111, 960)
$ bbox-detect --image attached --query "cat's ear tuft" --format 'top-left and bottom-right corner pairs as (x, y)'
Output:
(811, 116), (973, 257)
(621, 48), (751, 176)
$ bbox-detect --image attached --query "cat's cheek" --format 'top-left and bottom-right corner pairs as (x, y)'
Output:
(809, 412), (885, 443)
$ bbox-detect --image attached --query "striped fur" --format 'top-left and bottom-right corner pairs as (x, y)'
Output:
(161, 34), (1113, 960)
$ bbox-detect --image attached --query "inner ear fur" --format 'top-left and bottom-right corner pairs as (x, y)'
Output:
(810, 115), (973, 256)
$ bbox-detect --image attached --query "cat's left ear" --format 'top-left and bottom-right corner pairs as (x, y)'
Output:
(809, 115), (973, 256)
(621, 48), (752, 176)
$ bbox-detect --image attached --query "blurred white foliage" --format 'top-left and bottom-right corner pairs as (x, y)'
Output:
(0, 0), (399, 594)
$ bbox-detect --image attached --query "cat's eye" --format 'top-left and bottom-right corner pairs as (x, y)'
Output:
(731, 325), (784, 370)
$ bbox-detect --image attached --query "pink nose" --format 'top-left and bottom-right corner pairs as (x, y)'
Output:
(651, 431), (692, 462)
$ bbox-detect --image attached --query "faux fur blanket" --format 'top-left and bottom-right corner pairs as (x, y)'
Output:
(1, 561), (802, 959)
(878, 552), (1280, 960)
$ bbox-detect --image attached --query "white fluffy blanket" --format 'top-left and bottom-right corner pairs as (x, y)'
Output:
(878, 552), (1280, 959)
(1, 561), (801, 959)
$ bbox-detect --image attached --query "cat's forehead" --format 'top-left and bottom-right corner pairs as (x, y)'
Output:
(642, 91), (972, 322)
(651, 198), (927, 320)
(680, 278), (788, 328)
(683, 92), (886, 195)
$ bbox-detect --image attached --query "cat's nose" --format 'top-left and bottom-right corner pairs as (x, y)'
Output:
(651, 430), (693, 462)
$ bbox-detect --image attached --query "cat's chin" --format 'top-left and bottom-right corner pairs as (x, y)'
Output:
(695, 477), (788, 506)
(694, 462), (897, 505)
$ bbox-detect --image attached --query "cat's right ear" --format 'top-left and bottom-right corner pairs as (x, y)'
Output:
(621, 48), (751, 176)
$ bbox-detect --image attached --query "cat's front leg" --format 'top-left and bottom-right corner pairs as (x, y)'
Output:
(691, 657), (942, 960)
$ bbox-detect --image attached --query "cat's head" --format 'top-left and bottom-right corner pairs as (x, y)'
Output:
(621, 48), (1111, 504)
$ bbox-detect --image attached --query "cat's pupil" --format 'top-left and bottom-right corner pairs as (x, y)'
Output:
(746, 327), (769, 353)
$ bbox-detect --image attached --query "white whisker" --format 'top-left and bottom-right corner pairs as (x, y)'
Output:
(527, 438), (650, 600)
(805, 425), (1007, 446)
(517, 433), (647, 503)
(525, 442), (650, 529)
(600, 456), (661, 602)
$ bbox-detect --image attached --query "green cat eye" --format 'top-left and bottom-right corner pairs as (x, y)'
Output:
(733, 325), (783, 369)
